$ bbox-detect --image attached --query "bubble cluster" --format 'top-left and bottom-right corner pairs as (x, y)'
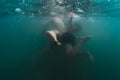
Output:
(0, 0), (120, 17)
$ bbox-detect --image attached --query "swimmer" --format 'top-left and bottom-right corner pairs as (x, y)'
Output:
(44, 12), (94, 62)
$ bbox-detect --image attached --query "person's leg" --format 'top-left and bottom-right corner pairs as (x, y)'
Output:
(65, 44), (73, 55)
(65, 44), (79, 57)
(46, 30), (62, 45)
(69, 35), (94, 61)
(65, 45), (94, 62)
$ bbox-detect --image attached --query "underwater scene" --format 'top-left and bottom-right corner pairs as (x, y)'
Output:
(0, 0), (120, 80)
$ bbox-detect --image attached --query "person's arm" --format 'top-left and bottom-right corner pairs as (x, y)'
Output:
(68, 12), (74, 27)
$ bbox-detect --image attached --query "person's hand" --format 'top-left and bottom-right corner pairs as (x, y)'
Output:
(81, 35), (92, 41)
(69, 12), (74, 18)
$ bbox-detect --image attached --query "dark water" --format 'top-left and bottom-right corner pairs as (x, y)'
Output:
(0, 0), (120, 80)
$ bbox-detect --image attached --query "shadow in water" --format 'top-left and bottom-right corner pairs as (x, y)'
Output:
(23, 43), (90, 80)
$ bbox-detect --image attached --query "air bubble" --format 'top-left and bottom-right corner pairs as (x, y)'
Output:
(15, 8), (22, 12)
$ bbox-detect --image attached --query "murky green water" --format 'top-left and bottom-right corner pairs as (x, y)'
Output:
(0, 0), (120, 80)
